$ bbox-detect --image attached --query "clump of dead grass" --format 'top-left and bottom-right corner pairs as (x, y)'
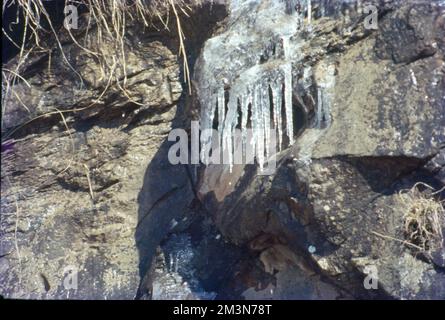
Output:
(398, 182), (444, 253)
(2, 0), (198, 132)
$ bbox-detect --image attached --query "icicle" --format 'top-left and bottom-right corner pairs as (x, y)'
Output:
(222, 87), (240, 171)
(321, 88), (331, 126)
(217, 88), (225, 136)
(281, 35), (294, 146)
(240, 90), (249, 160)
(262, 80), (271, 160)
(256, 85), (265, 169)
(282, 63), (293, 145)
(200, 91), (218, 162)
(271, 78), (283, 151)
(322, 64), (336, 126)
(217, 87), (225, 158)
(282, 35), (291, 59)
(316, 88), (323, 128)
(250, 86), (258, 150)
(250, 85), (263, 170)
(307, 0), (312, 25)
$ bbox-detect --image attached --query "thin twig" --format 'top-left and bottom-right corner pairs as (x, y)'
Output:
(83, 164), (95, 201)
(371, 230), (424, 251)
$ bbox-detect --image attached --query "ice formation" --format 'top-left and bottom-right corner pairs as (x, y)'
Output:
(201, 58), (296, 170)
(315, 63), (336, 128)
(196, 0), (327, 170)
(195, 0), (341, 168)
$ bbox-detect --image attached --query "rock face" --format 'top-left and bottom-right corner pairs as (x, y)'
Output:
(1, 21), (183, 299)
(1, 0), (444, 300)
(196, 0), (445, 300)
(0, 3), (226, 299)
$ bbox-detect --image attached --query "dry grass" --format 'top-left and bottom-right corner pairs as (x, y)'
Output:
(2, 0), (198, 131)
(1, 1), (199, 218)
(398, 182), (444, 253)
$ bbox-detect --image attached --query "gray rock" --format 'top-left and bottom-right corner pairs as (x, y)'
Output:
(196, 0), (445, 300)
(1, 0), (444, 300)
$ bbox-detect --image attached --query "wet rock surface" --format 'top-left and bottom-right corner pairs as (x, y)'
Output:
(1, 30), (182, 299)
(1, 2), (227, 299)
(1, 0), (444, 300)
(196, 0), (445, 300)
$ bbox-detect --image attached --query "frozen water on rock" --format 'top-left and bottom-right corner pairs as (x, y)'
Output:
(151, 234), (217, 300)
(196, 0), (338, 169)
(315, 63), (336, 128)
(270, 79), (282, 151)
(196, 0), (303, 170)
(282, 61), (294, 145)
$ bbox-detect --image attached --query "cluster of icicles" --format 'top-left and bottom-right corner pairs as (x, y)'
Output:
(200, 38), (295, 171)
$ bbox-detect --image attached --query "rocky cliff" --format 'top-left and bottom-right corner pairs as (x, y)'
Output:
(1, 0), (444, 300)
